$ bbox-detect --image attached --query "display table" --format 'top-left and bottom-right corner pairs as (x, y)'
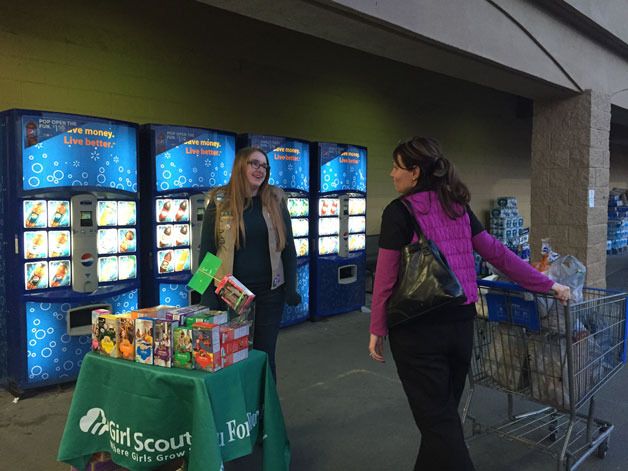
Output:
(57, 351), (290, 471)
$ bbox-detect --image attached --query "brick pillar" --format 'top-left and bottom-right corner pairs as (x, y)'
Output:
(531, 90), (610, 288)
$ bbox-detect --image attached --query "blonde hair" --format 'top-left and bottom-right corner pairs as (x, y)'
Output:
(209, 147), (286, 250)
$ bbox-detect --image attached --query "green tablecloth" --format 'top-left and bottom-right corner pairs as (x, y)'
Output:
(57, 350), (290, 471)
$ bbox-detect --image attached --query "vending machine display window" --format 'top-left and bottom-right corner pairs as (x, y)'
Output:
(48, 231), (71, 258)
(117, 201), (137, 226)
(98, 256), (119, 282)
(158, 249), (175, 274)
(157, 225), (174, 248)
(49, 260), (71, 287)
(348, 216), (366, 234)
(294, 238), (309, 257)
(174, 248), (191, 271)
(287, 198), (309, 217)
(97, 229), (118, 255)
(348, 198), (366, 215)
(97, 201), (118, 226)
(24, 231), (48, 259)
(25, 261), (48, 290)
(319, 236), (340, 255)
(47, 201), (70, 227)
(23, 200), (47, 228)
(173, 224), (190, 246)
(118, 228), (136, 253)
(318, 218), (339, 236)
(348, 233), (366, 252)
(291, 218), (309, 238)
(319, 198), (339, 216)
(118, 255), (137, 280)
(155, 198), (192, 273)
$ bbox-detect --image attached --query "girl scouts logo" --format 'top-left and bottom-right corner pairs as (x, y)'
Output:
(79, 408), (108, 436)
(81, 253), (95, 267)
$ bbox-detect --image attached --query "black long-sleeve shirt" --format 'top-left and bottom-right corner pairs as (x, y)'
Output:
(199, 195), (297, 308)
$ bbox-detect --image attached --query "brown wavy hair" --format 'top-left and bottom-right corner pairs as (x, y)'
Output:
(393, 137), (470, 219)
(209, 146), (286, 250)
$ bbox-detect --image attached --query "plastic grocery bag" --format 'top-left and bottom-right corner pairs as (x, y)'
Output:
(548, 255), (586, 304)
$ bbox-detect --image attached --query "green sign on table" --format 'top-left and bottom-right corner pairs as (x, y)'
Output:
(188, 252), (222, 294)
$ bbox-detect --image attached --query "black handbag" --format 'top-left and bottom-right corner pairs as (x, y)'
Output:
(387, 199), (467, 328)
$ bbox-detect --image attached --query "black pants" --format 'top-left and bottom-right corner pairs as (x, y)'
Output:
(251, 286), (286, 381)
(389, 317), (475, 471)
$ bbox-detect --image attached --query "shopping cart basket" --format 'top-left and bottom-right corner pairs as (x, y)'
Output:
(462, 279), (627, 470)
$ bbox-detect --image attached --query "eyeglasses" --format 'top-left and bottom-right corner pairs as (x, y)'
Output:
(247, 160), (270, 171)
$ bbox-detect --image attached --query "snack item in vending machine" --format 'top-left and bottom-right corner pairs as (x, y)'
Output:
(215, 275), (255, 315)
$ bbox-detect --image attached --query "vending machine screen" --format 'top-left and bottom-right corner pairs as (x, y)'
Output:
(117, 201), (137, 226)
(48, 201), (70, 227)
(294, 238), (309, 257)
(49, 260), (71, 287)
(97, 201), (118, 226)
(118, 228), (137, 253)
(25, 262), (48, 290)
(98, 256), (119, 282)
(319, 236), (340, 255)
(287, 198), (309, 217)
(348, 198), (366, 215)
(319, 198), (339, 216)
(318, 218), (339, 236)
(348, 216), (366, 234)
(23, 200), (47, 228)
(80, 211), (93, 227)
(48, 231), (71, 258)
(24, 231), (48, 259)
(118, 255), (137, 280)
(348, 234), (366, 251)
(97, 229), (118, 255)
(291, 218), (309, 238)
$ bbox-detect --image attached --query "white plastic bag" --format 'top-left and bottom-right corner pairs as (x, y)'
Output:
(548, 255), (586, 304)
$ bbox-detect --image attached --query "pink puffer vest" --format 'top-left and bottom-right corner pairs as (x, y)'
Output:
(403, 191), (478, 304)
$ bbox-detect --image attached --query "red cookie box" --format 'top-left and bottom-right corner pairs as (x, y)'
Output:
(219, 321), (251, 344)
(192, 322), (222, 372)
(222, 336), (249, 355)
(223, 348), (249, 367)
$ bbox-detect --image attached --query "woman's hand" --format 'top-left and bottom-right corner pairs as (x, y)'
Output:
(369, 334), (385, 363)
(552, 282), (571, 305)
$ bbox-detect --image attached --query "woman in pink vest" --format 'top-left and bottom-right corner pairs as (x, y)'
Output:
(369, 137), (570, 470)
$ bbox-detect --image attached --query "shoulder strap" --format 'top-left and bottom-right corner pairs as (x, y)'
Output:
(397, 198), (426, 243)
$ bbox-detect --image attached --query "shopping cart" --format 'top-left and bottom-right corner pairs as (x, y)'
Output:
(462, 279), (627, 470)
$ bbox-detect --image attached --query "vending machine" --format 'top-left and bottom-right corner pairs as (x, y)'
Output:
(238, 134), (310, 327)
(310, 142), (367, 319)
(0, 109), (140, 393)
(140, 125), (236, 308)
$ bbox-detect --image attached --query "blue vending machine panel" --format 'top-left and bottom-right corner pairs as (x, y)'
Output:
(140, 125), (236, 308)
(239, 134), (311, 327)
(25, 290), (137, 385)
(311, 142), (367, 319)
(1, 109), (141, 391)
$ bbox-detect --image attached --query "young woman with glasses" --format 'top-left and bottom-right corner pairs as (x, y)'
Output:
(199, 146), (301, 379)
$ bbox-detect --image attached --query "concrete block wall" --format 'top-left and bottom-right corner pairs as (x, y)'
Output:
(531, 91), (611, 287)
